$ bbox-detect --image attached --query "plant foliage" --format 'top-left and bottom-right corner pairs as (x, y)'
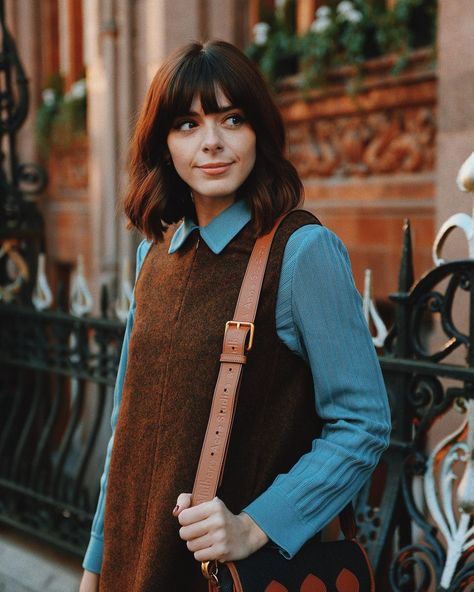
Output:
(35, 74), (87, 157)
(246, 0), (437, 89)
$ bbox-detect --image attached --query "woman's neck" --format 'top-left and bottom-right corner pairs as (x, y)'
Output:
(193, 193), (236, 227)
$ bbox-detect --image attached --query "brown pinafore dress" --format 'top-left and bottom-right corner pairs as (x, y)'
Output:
(100, 210), (324, 591)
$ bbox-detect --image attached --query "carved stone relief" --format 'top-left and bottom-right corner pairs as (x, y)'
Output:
(287, 107), (436, 178)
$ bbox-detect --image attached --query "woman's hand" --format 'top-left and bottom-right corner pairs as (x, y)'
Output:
(173, 493), (269, 562)
(79, 569), (99, 592)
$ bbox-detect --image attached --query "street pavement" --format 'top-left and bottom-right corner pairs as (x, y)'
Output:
(0, 527), (82, 592)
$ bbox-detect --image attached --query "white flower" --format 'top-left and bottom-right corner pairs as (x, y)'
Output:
(42, 88), (56, 107)
(70, 78), (86, 99)
(311, 16), (331, 33)
(315, 6), (331, 19)
(253, 22), (270, 46)
(344, 8), (363, 23)
(337, 1), (355, 15)
(456, 152), (474, 192)
(64, 79), (86, 102)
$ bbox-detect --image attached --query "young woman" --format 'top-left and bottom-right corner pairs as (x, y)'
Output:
(80, 40), (390, 592)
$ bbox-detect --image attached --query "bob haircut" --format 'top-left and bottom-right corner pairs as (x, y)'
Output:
(124, 40), (303, 241)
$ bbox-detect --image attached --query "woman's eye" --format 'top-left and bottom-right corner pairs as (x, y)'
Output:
(225, 114), (244, 127)
(174, 120), (196, 131)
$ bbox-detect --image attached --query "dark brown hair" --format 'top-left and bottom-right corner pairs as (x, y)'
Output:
(124, 40), (303, 241)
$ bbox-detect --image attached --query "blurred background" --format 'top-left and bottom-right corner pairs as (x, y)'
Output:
(1, 1), (474, 590)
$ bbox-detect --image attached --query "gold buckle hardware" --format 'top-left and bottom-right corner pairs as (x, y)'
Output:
(225, 320), (255, 352)
(201, 560), (219, 583)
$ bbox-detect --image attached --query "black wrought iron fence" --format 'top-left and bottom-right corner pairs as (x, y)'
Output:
(0, 289), (123, 554)
(1, 222), (474, 590)
(370, 222), (474, 590)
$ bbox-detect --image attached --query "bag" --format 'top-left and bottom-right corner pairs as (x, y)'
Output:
(215, 539), (373, 591)
(191, 212), (375, 592)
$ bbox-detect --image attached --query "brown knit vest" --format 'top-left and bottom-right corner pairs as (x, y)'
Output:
(100, 210), (323, 591)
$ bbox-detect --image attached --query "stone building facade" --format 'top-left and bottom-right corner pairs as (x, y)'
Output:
(5, 0), (474, 309)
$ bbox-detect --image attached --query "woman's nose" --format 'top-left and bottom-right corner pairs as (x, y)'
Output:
(201, 123), (223, 152)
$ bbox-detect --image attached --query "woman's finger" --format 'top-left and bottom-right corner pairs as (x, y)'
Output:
(173, 492), (192, 516)
(193, 544), (225, 563)
(178, 496), (223, 525)
(184, 531), (215, 553)
(179, 516), (213, 542)
(177, 498), (222, 526)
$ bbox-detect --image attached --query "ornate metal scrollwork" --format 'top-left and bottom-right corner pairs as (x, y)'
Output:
(407, 374), (445, 420)
(391, 402), (474, 591)
(0, 0), (45, 303)
(17, 162), (48, 194)
(408, 263), (474, 362)
(0, 239), (29, 302)
(380, 215), (474, 590)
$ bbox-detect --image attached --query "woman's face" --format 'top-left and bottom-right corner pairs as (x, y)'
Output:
(166, 87), (256, 205)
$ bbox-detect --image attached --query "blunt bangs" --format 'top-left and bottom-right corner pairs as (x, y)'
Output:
(156, 43), (275, 147)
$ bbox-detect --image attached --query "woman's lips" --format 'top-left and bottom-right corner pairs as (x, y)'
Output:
(197, 162), (233, 175)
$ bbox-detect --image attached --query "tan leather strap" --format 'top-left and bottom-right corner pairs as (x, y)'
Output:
(191, 211), (356, 541)
(191, 214), (286, 506)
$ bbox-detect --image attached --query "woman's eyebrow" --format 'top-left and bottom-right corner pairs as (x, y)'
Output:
(214, 104), (237, 113)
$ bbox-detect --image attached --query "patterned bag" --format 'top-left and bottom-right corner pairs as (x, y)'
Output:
(214, 538), (374, 592)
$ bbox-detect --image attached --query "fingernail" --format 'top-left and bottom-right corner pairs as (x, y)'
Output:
(172, 505), (180, 515)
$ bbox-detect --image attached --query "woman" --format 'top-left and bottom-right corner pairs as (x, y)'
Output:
(80, 40), (390, 591)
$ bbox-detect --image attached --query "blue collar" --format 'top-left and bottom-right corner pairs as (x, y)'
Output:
(168, 199), (252, 255)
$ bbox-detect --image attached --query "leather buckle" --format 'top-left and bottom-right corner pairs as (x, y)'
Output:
(225, 320), (255, 352)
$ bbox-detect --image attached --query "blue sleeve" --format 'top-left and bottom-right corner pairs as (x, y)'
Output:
(82, 239), (152, 573)
(243, 225), (391, 558)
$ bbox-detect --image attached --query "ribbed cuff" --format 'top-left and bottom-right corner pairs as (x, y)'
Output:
(82, 534), (104, 574)
(242, 487), (315, 559)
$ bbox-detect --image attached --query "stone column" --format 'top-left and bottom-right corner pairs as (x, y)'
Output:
(40, 0), (60, 86)
(141, 0), (200, 85)
(296, 0), (316, 34)
(84, 0), (112, 302)
(84, 0), (134, 303)
(207, 0), (236, 44)
(435, 0), (474, 261)
(116, 0), (137, 268)
(58, 0), (70, 83)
